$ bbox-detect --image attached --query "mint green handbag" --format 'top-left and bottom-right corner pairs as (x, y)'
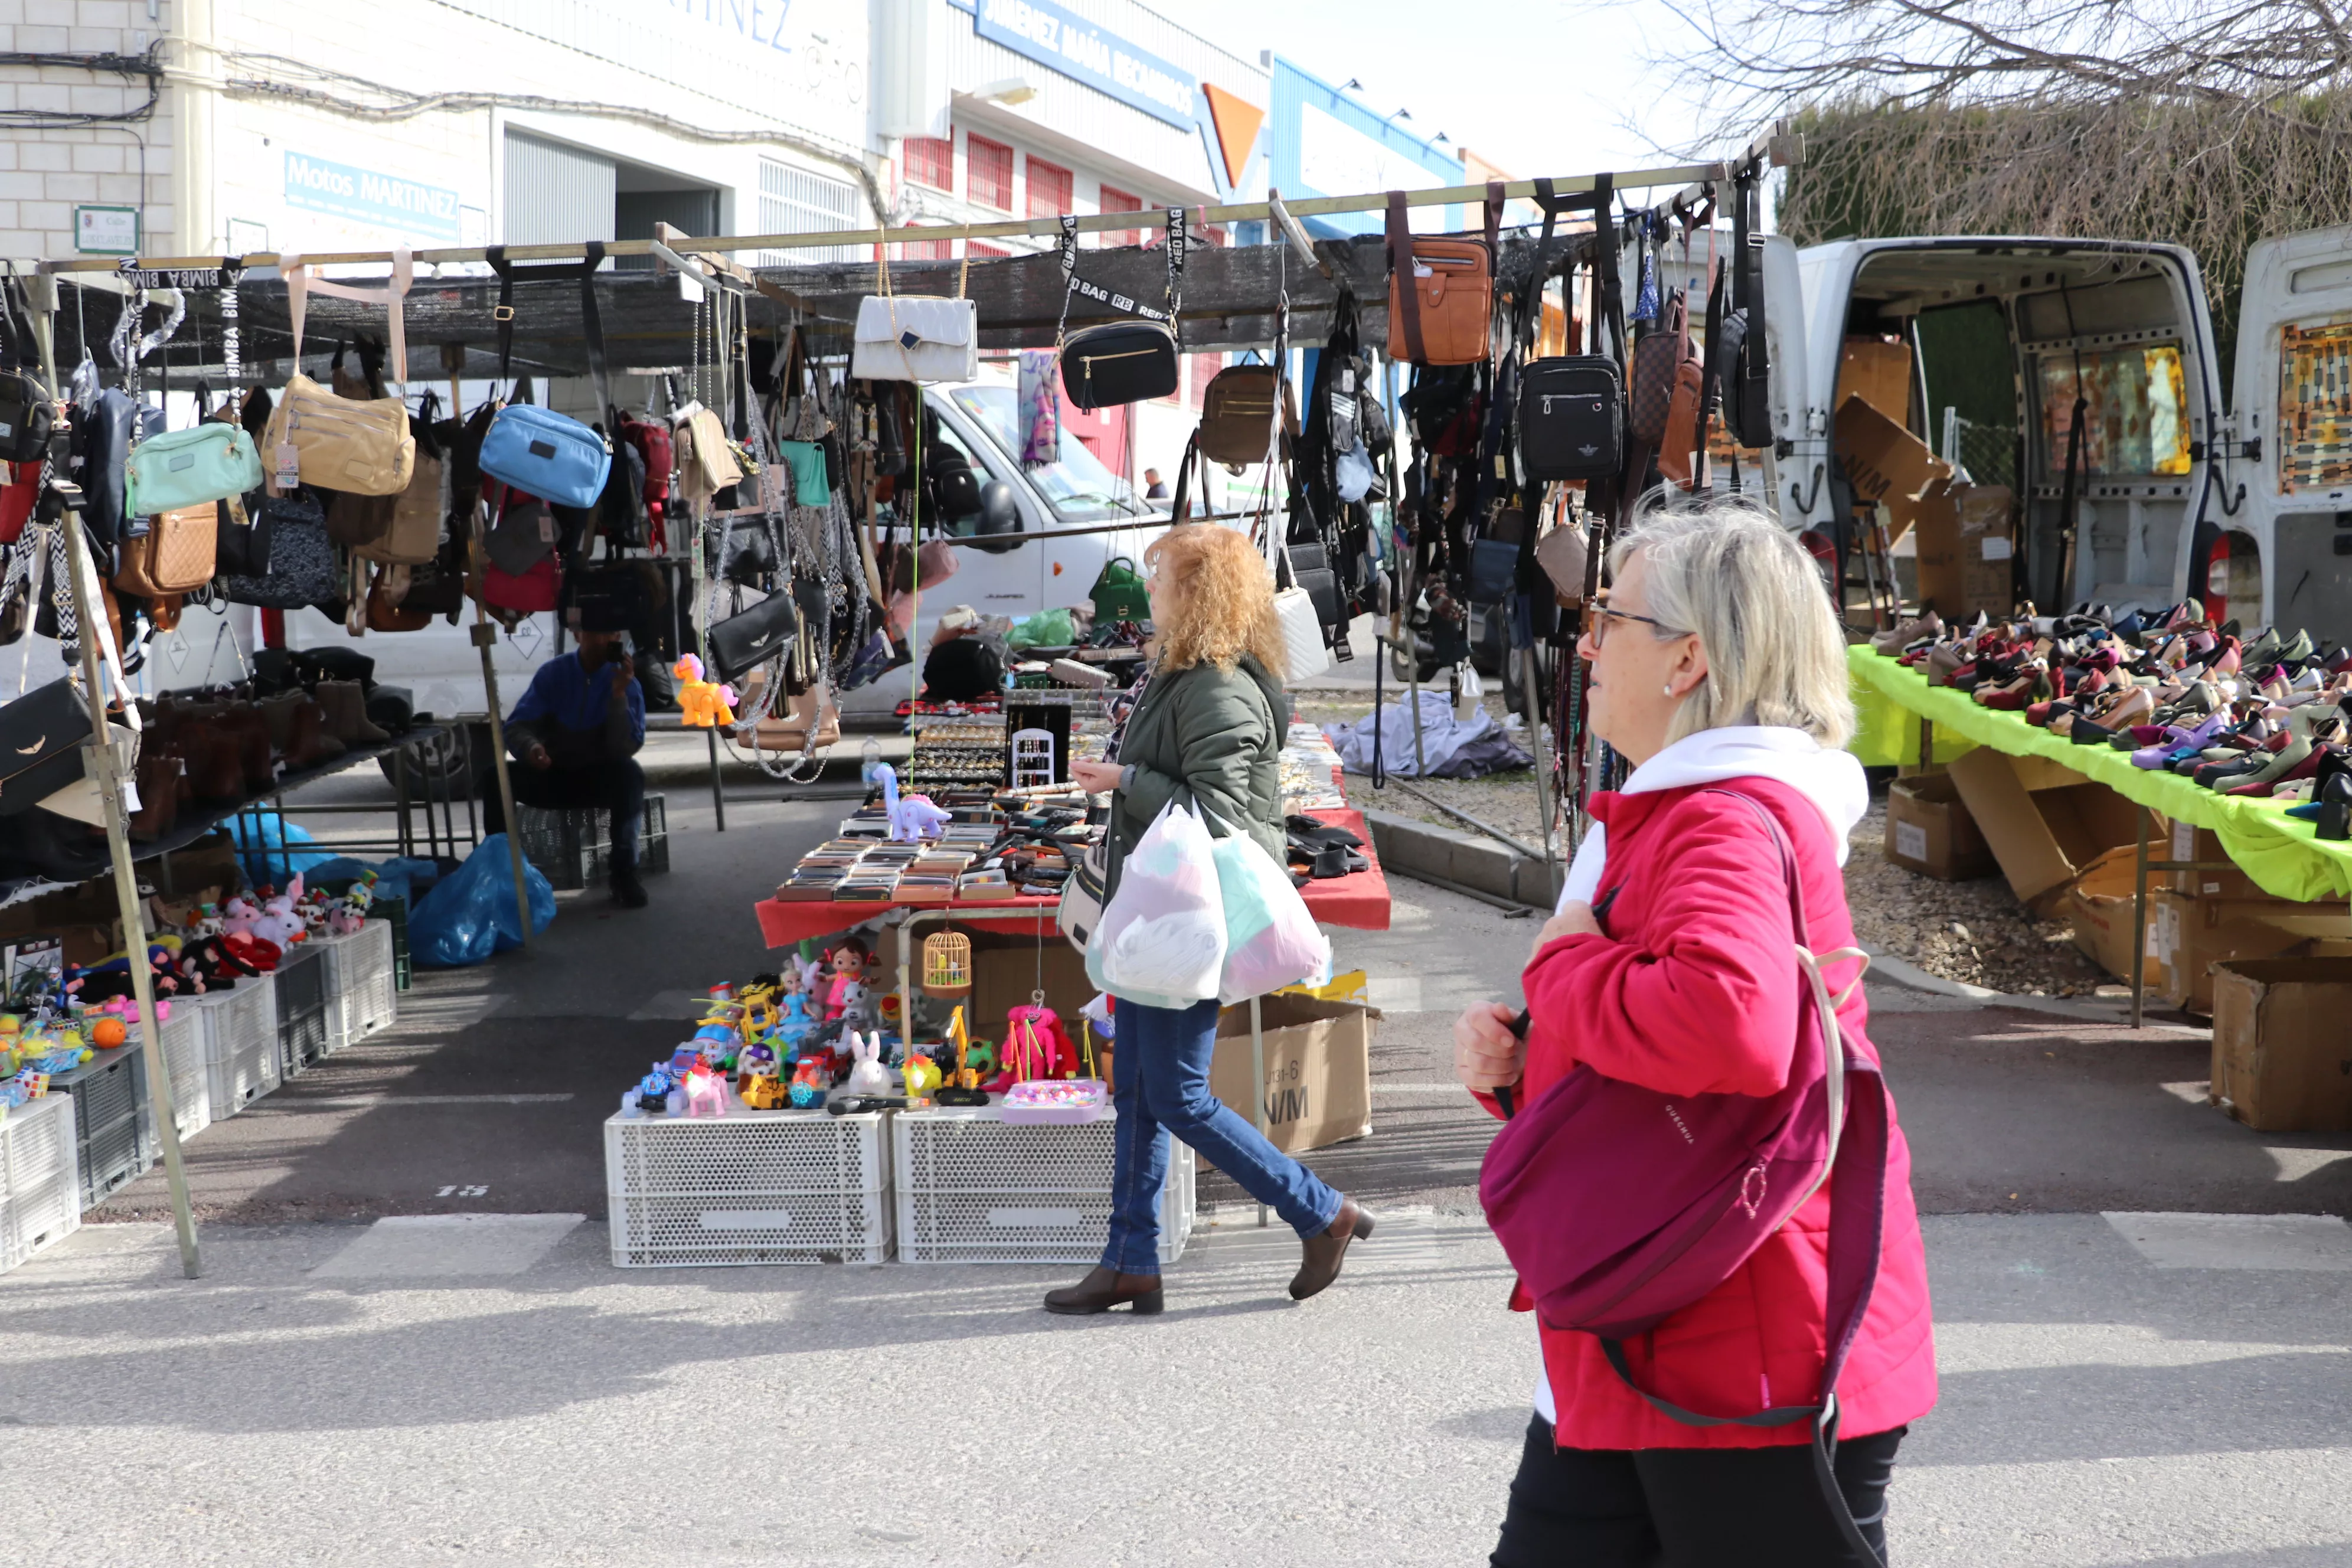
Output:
(124, 422), (265, 517)
(775, 439), (829, 507)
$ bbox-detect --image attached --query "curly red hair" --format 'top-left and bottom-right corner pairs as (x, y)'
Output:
(1144, 524), (1288, 677)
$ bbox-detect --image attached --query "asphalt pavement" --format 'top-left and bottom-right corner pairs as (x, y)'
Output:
(15, 762), (2351, 1565)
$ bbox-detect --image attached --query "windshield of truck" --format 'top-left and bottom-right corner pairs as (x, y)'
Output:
(949, 385), (1147, 523)
(2034, 343), (2192, 479)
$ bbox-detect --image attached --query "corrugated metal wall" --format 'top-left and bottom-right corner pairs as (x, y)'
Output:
(503, 131), (617, 246)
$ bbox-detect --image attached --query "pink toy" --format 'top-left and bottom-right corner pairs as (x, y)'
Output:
(682, 1064), (730, 1118)
(1002, 1004), (1079, 1083)
(220, 896), (262, 939)
(102, 994), (169, 1024)
(326, 904), (364, 937)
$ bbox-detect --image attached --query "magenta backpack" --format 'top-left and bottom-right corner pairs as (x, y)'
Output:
(1480, 791), (1890, 1560)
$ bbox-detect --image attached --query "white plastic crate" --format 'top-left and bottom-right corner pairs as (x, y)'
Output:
(604, 1106), (890, 1267)
(195, 981), (280, 1118)
(317, 921), (398, 1054)
(0, 1093), (80, 1274)
(138, 1004), (211, 1145)
(893, 1106), (1193, 1266)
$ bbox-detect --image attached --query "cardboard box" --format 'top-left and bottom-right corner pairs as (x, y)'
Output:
(2146, 891), (2315, 1015)
(1836, 394), (1953, 545)
(2156, 817), (2266, 899)
(1954, 484), (2016, 616)
(1884, 772), (1995, 880)
(2064, 844), (2167, 988)
(1210, 994), (1375, 1155)
(1839, 336), (1914, 427)
(2210, 959), (2352, 1132)
(1946, 749), (2142, 909)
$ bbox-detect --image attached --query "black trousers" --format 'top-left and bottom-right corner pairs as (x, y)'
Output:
(1492, 1416), (1904, 1568)
(485, 755), (645, 876)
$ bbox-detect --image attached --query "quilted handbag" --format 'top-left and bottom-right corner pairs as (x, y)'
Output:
(223, 491), (337, 609)
(113, 502), (218, 597)
(477, 403), (611, 510)
(851, 249), (978, 384)
(123, 422), (264, 517)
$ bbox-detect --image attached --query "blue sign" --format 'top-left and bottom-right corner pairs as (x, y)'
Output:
(973, 0), (1198, 130)
(283, 152), (462, 242)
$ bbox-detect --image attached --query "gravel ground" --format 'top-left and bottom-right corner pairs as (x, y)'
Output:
(1844, 792), (2114, 997)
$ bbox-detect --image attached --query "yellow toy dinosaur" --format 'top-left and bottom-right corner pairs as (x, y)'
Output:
(674, 653), (737, 729)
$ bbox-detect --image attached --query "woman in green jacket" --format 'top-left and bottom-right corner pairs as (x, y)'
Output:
(1048, 524), (1371, 1317)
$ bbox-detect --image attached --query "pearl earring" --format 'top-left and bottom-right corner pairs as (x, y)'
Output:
(1662, 684), (1675, 696)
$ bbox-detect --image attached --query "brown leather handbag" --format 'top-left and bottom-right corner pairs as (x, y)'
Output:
(365, 565), (432, 631)
(1197, 365), (1296, 465)
(326, 485), (398, 548)
(1385, 187), (1497, 367)
(113, 502), (220, 596)
(1630, 292), (1697, 446)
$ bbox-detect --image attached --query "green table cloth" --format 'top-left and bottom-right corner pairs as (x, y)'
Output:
(1846, 643), (2352, 903)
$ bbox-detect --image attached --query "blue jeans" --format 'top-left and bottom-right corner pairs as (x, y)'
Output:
(1101, 996), (1343, 1275)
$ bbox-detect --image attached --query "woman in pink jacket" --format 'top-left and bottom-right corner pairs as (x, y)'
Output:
(1454, 501), (1936, 1566)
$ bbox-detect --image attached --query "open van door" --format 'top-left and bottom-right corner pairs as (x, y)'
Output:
(2234, 225), (2352, 645)
(1759, 234), (1824, 531)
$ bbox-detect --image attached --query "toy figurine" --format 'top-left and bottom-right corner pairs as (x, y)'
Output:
(188, 903), (225, 939)
(844, 1032), (891, 1097)
(682, 1063), (730, 1118)
(834, 979), (874, 1034)
(741, 1073), (789, 1110)
(736, 1040), (778, 1091)
(821, 939), (872, 1021)
(901, 1053), (942, 1102)
(673, 654), (737, 729)
(636, 1066), (676, 1115)
(774, 989), (815, 1051)
(873, 763), (951, 843)
(1002, 1004), (1079, 1083)
(788, 1057), (830, 1108)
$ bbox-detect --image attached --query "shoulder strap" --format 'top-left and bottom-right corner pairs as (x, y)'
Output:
(283, 246), (413, 382)
(485, 243), (611, 420)
(1164, 205), (1187, 318)
(1385, 191), (1425, 364)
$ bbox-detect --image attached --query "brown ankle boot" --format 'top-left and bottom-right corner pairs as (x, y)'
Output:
(316, 680), (389, 745)
(1043, 1265), (1164, 1316)
(1289, 1197), (1373, 1301)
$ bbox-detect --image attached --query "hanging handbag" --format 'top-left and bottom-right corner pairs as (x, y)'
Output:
(358, 395), (446, 566)
(484, 553), (559, 614)
(365, 566), (432, 632)
(123, 420), (263, 518)
(1518, 357), (1626, 482)
(215, 493), (269, 577)
(484, 487), (557, 577)
(1384, 186), (1498, 367)
(0, 459), (40, 544)
(263, 264), (414, 496)
(674, 403), (743, 506)
(1534, 515), (1593, 605)
(1197, 364), (1294, 465)
(74, 386), (141, 545)
(476, 243), (616, 509)
(112, 501), (218, 597)
(1465, 508), (1525, 606)
(223, 491), (337, 609)
(325, 485), (398, 548)
(0, 677), (99, 816)
(1629, 292), (1694, 446)
(706, 589), (801, 685)
(0, 280), (56, 465)
(1090, 556), (1151, 623)
(851, 246), (978, 383)
(1057, 210), (1187, 410)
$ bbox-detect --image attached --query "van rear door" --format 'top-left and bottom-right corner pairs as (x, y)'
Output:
(2233, 225), (2352, 645)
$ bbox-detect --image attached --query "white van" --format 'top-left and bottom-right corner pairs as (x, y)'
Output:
(1761, 226), (2351, 641)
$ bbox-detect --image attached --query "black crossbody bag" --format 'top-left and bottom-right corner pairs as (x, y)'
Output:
(1057, 209), (1187, 410)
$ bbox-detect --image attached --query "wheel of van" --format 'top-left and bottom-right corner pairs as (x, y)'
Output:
(377, 722), (478, 801)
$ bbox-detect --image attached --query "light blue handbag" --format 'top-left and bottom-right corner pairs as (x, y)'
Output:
(123, 422), (264, 517)
(476, 403), (611, 509)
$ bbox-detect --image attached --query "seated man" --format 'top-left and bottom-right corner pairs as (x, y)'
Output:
(487, 625), (649, 908)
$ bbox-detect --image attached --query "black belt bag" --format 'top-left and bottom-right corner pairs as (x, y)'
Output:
(1061, 322), (1178, 411)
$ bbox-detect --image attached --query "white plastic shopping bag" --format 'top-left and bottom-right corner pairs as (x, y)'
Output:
(1085, 802), (1226, 1007)
(1211, 828), (1331, 1004)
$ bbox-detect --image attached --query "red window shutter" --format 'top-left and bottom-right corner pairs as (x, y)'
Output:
(903, 137), (953, 193)
(1099, 184), (1143, 249)
(1027, 158), (1072, 220)
(967, 135), (1014, 211)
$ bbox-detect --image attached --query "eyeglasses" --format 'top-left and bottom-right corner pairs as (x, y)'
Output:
(1585, 605), (1684, 648)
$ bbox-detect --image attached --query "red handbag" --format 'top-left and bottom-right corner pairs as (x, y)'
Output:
(484, 553), (558, 613)
(0, 460), (40, 543)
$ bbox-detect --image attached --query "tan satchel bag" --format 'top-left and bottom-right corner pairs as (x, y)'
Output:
(263, 247), (417, 497)
(1197, 365), (1297, 465)
(113, 502), (220, 597)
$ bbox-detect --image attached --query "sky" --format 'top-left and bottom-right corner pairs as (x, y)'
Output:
(1170, 0), (1732, 194)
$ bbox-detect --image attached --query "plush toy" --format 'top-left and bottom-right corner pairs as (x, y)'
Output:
(1002, 1004), (1080, 1083)
(325, 902), (364, 937)
(255, 877), (308, 948)
(844, 1031), (891, 1097)
(220, 895), (262, 940)
(873, 763), (950, 843)
(220, 930), (282, 974)
(833, 979), (874, 1034)
(673, 654), (737, 729)
(188, 903), (225, 939)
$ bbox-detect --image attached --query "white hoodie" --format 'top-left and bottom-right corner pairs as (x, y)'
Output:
(1556, 726), (1871, 913)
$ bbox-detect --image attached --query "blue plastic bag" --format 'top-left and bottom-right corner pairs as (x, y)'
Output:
(228, 811), (338, 885)
(409, 834), (555, 968)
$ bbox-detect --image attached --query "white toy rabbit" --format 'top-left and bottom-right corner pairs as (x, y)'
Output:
(844, 1031), (891, 1097)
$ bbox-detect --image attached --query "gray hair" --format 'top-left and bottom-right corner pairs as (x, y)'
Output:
(1606, 493), (1855, 750)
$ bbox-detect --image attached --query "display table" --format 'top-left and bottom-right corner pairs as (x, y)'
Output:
(1848, 644), (2352, 903)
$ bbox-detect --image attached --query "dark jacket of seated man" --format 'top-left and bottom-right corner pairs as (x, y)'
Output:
(496, 627), (649, 903)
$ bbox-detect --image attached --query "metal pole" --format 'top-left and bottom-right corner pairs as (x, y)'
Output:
(1250, 993), (1269, 1229)
(707, 727), (726, 830)
(2130, 809), (2150, 1030)
(26, 275), (201, 1279)
(1521, 644), (1556, 890)
(469, 533), (533, 948)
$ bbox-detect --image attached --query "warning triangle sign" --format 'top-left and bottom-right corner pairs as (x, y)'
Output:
(1201, 83), (1266, 191)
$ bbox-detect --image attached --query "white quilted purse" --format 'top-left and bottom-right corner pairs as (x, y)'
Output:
(852, 250), (978, 384)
